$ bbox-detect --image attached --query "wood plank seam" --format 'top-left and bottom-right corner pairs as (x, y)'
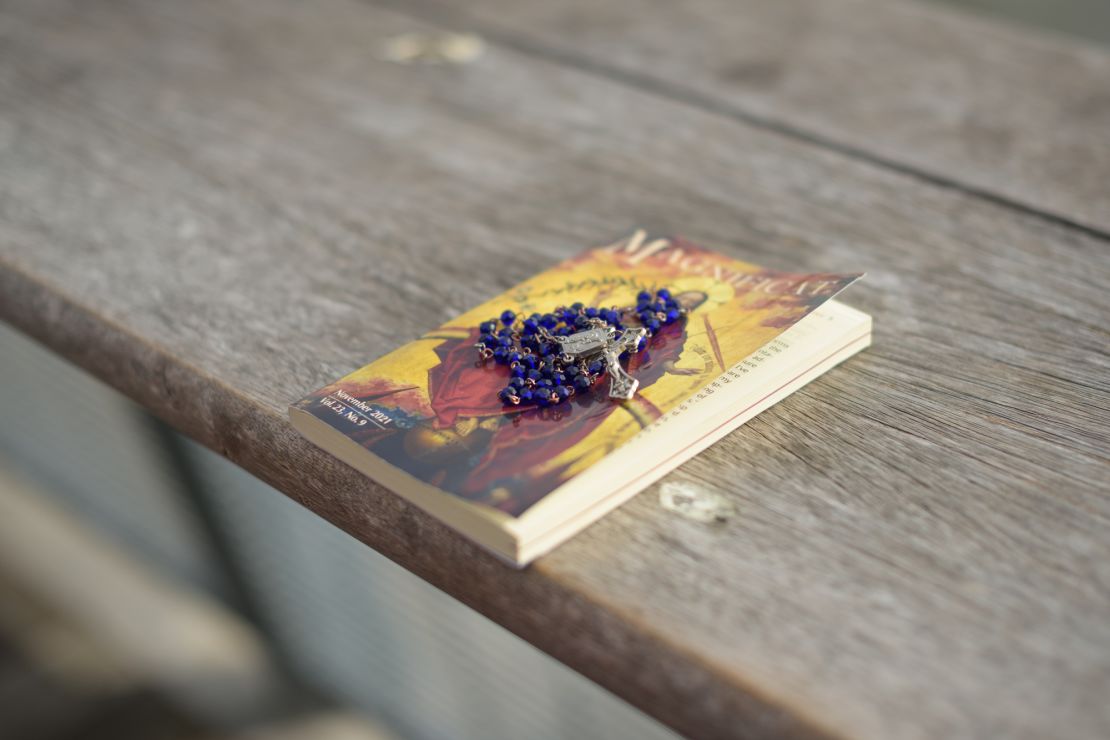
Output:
(363, 0), (1110, 244)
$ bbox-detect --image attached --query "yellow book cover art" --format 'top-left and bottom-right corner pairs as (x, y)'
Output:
(295, 231), (862, 516)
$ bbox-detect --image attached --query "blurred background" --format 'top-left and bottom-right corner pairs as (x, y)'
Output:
(1, 1), (1106, 739)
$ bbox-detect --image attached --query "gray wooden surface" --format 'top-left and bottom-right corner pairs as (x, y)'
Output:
(1, 0), (1108, 738)
(422, 0), (1110, 234)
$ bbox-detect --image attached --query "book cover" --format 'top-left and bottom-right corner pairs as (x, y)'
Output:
(293, 231), (861, 516)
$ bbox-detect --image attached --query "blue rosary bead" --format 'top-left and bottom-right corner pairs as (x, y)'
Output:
(480, 286), (677, 407)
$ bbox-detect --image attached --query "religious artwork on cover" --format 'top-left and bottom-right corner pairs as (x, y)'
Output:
(294, 231), (861, 516)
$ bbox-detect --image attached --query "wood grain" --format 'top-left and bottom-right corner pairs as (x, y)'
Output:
(1, 0), (1108, 738)
(388, 0), (1110, 234)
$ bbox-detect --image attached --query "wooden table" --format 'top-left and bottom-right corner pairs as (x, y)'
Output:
(2, 1), (1108, 737)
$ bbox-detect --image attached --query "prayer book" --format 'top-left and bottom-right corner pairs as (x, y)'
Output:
(291, 231), (869, 566)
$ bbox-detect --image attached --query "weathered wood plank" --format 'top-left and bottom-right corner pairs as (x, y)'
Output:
(1, 1), (1108, 738)
(395, 0), (1110, 234)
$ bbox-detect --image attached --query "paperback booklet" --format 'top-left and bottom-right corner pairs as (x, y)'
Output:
(291, 231), (870, 565)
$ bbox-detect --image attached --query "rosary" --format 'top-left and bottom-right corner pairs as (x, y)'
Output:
(475, 289), (685, 407)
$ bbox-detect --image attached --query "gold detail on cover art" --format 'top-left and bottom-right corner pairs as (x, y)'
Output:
(453, 417), (479, 438)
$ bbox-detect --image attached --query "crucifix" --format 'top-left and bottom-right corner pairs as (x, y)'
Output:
(554, 325), (649, 401)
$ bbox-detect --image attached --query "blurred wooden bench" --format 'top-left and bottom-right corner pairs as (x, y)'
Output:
(2, 0), (1108, 737)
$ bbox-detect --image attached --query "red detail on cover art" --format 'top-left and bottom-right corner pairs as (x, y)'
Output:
(446, 321), (686, 509)
(426, 328), (509, 428)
